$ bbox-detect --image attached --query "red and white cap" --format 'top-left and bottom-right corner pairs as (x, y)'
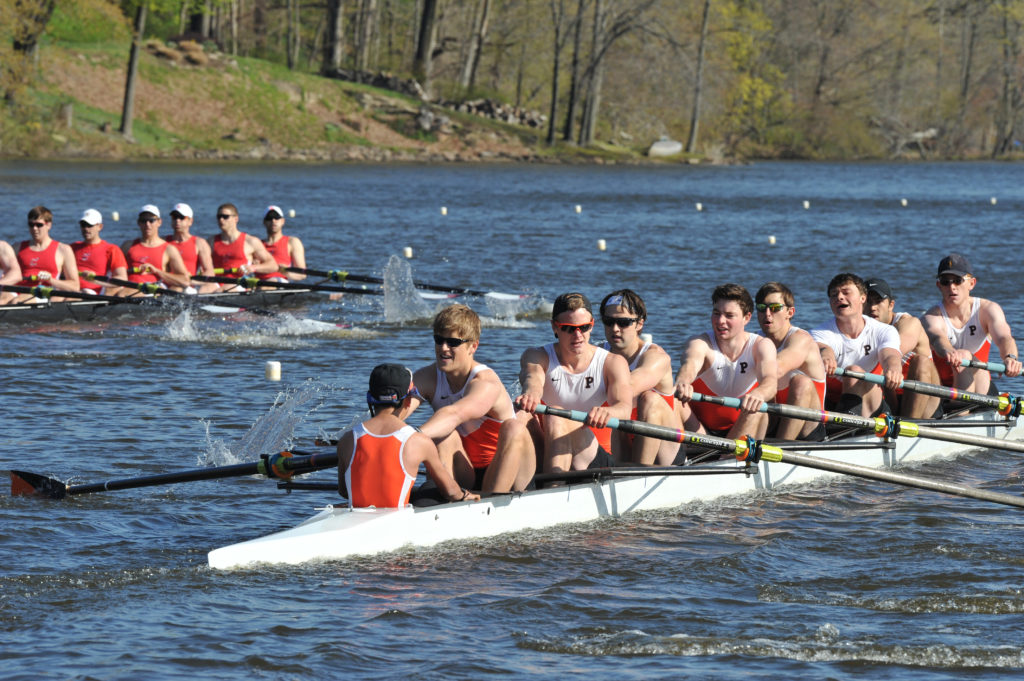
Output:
(79, 209), (103, 226)
(139, 204), (161, 218)
(264, 205), (284, 218)
(171, 202), (193, 218)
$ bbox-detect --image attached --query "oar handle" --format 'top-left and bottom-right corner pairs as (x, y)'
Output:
(835, 366), (1014, 411)
(962, 358), (1007, 374)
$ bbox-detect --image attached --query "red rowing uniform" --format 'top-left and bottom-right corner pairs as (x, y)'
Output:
(343, 423), (418, 508)
(16, 239), (60, 286)
(212, 232), (249, 275)
(126, 240), (169, 284)
(258, 236), (291, 281)
(72, 241), (127, 291)
(170, 235), (199, 275)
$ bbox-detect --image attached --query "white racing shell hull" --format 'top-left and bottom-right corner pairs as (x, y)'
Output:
(208, 413), (1024, 569)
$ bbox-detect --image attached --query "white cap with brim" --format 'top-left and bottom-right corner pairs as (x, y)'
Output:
(140, 204), (161, 218)
(265, 204), (284, 218)
(79, 209), (103, 226)
(171, 202), (193, 218)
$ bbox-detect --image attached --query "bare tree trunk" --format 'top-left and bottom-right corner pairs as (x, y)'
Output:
(459, 0), (492, 91)
(322, 0), (345, 74)
(686, 0), (711, 153)
(413, 0), (438, 86)
(993, 0), (1020, 157)
(356, 0), (377, 71)
(562, 0), (586, 142)
(120, 2), (148, 141)
(230, 0), (239, 56)
(546, 0), (569, 145)
(935, 0), (945, 112)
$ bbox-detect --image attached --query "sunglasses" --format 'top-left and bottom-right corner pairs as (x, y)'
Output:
(139, 217), (159, 224)
(756, 302), (787, 313)
(938, 276), (966, 286)
(217, 214), (236, 220)
(29, 221), (47, 228)
(433, 334), (469, 348)
(601, 316), (638, 328)
(557, 322), (593, 334)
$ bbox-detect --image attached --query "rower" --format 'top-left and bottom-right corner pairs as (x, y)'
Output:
(754, 282), (826, 440)
(72, 209), (128, 296)
(120, 205), (190, 291)
(514, 292), (633, 473)
(336, 363), (480, 508)
(257, 205), (306, 283)
(921, 253), (1022, 394)
(166, 202), (218, 293)
(14, 205), (80, 302)
(810, 273), (902, 417)
(864, 277), (942, 419)
(599, 289), (680, 465)
(674, 283), (777, 440)
(0, 239), (22, 304)
(209, 203), (277, 290)
(409, 304), (535, 493)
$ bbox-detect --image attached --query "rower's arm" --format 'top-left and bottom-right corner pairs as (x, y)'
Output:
(749, 336), (778, 404)
(776, 329), (813, 377)
(921, 307), (966, 374)
(515, 347), (548, 413)
(0, 242), (22, 286)
(981, 300), (1022, 377)
(52, 244), (81, 291)
(335, 430), (355, 498)
(894, 315), (926, 357)
(673, 335), (710, 401)
(287, 237), (307, 281)
(419, 373), (503, 443)
(248, 237), (279, 275)
(413, 432), (480, 501)
(161, 245), (192, 288)
(628, 344), (672, 397)
(195, 237), (217, 276)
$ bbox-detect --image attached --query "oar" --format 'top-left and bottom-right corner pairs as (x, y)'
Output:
(284, 266), (527, 301)
(194, 274), (382, 296)
(962, 358), (1011, 374)
(2, 283), (141, 305)
(690, 392), (1024, 454)
(9, 450), (339, 500)
(834, 367), (1022, 416)
(534, 405), (1024, 509)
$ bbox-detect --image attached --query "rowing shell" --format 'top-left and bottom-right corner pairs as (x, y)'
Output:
(207, 410), (1024, 569)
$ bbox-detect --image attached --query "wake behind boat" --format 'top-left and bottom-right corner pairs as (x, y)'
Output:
(207, 408), (1024, 570)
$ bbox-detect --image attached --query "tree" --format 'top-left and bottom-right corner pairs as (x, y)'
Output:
(322, 0), (345, 74)
(686, 0), (711, 153)
(413, 0), (439, 88)
(459, 0), (492, 91)
(3, 0), (57, 102)
(120, 2), (148, 140)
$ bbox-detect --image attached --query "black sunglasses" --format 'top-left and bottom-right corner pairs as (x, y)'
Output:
(434, 334), (469, 348)
(601, 316), (638, 328)
(217, 214), (236, 220)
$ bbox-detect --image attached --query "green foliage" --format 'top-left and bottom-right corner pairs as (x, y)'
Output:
(47, 0), (131, 44)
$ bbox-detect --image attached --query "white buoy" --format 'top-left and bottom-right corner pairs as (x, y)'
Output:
(288, 209), (296, 218)
(597, 239), (607, 251)
(991, 197), (998, 205)
(900, 198), (908, 207)
(265, 361), (281, 382)
(440, 206), (448, 216)
(769, 235), (777, 245)
(575, 204), (582, 214)
(802, 200), (810, 210)
(695, 202), (703, 212)
(640, 333), (653, 344)
(403, 246), (413, 259)
(111, 211), (120, 221)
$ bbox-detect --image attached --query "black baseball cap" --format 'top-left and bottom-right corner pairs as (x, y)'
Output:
(367, 363), (414, 407)
(937, 253), (973, 278)
(864, 277), (893, 301)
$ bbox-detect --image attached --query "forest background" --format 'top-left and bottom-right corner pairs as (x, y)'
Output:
(1, 0), (1022, 162)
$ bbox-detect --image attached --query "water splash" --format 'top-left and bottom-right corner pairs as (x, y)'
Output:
(164, 308), (199, 341)
(199, 381), (334, 466)
(383, 255), (436, 323)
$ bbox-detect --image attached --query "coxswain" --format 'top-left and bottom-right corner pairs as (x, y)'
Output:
(257, 204), (306, 283)
(674, 283), (777, 440)
(754, 282), (827, 440)
(864, 277), (942, 418)
(14, 205), (80, 302)
(166, 202), (218, 293)
(599, 289), (680, 465)
(515, 292), (633, 473)
(409, 305), (535, 493)
(810, 273), (902, 417)
(336, 363), (480, 508)
(121, 205), (190, 291)
(0, 239), (22, 304)
(209, 203), (277, 290)
(921, 254), (1021, 394)
(72, 209), (128, 296)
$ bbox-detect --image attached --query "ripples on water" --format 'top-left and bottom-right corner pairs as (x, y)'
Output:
(3, 161), (1024, 679)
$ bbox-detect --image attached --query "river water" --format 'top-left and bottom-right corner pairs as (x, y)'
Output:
(2, 160), (1024, 679)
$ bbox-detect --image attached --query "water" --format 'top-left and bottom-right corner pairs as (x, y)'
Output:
(2, 160), (1024, 679)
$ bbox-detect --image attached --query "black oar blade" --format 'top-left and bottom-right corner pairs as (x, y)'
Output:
(10, 470), (68, 499)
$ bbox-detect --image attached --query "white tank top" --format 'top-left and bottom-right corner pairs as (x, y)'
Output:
(695, 332), (759, 396)
(939, 298), (989, 353)
(430, 363), (511, 438)
(541, 343), (609, 411)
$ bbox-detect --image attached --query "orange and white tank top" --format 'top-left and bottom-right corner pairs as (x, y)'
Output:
(344, 423), (417, 508)
(541, 343), (609, 411)
(694, 332), (759, 397)
(430, 364), (510, 468)
(939, 298), (990, 355)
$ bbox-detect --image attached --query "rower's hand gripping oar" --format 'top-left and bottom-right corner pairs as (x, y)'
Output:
(284, 266), (527, 301)
(9, 450), (338, 500)
(691, 392), (1024, 454)
(535, 405), (1024, 509)
(835, 367), (1024, 418)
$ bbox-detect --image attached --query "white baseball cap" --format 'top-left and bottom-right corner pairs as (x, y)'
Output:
(79, 209), (103, 226)
(171, 202), (193, 218)
(264, 204), (284, 218)
(139, 204), (161, 218)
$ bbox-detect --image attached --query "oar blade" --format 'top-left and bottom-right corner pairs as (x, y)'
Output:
(10, 470), (68, 499)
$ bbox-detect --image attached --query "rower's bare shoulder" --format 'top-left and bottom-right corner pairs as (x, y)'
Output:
(411, 363), (437, 397)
